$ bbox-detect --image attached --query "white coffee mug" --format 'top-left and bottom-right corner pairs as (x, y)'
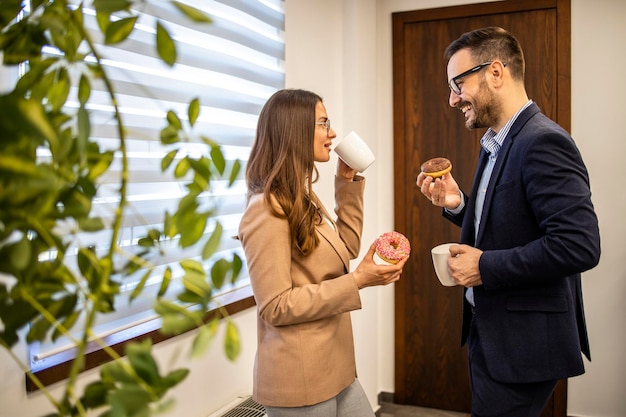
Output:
(431, 243), (457, 286)
(333, 131), (375, 172)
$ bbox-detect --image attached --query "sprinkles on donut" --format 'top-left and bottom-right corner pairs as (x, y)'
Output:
(374, 231), (411, 265)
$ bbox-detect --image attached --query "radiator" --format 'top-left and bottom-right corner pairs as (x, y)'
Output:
(207, 395), (267, 417)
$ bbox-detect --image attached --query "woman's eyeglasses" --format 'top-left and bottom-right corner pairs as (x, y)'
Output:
(315, 119), (331, 135)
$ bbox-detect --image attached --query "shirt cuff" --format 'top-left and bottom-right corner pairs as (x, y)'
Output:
(445, 192), (465, 215)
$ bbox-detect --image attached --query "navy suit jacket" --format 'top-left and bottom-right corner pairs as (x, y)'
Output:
(443, 103), (600, 383)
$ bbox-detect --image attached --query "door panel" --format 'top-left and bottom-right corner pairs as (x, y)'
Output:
(392, 0), (570, 415)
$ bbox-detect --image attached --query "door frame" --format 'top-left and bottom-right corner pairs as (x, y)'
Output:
(392, 0), (571, 415)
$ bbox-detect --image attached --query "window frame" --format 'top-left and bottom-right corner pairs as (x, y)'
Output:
(16, 0), (283, 391)
(27, 287), (255, 391)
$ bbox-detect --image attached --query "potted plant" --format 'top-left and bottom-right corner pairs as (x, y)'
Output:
(0, 1), (243, 415)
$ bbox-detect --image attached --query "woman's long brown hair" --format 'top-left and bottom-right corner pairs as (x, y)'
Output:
(245, 89), (324, 256)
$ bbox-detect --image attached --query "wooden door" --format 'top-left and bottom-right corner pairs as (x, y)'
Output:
(392, 0), (571, 415)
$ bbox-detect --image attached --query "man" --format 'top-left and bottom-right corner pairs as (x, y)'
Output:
(416, 27), (600, 417)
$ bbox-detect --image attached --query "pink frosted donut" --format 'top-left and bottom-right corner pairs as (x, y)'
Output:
(374, 231), (411, 265)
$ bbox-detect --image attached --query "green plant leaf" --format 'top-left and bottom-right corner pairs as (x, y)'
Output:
(17, 98), (60, 156)
(77, 105), (90, 167)
(202, 222), (222, 260)
(160, 368), (189, 389)
(28, 294), (79, 343)
(10, 57), (51, 94)
(161, 149), (178, 171)
(171, 2), (213, 23)
(87, 150), (114, 181)
(210, 259), (229, 290)
(78, 74), (91, 105)
(93, 0), (132, 14)
(0, 154), (41, 176)
(176, 289), (204, 305)
(0, 0), (23, 29)
(160, 124), (179, 144)
(180, 259), (206, 279)
(183, 271), (211, 299)
(191, 319), (218, 358)
(188, 98), (200, 126)
(229, 159), (241, 186)
(26, 316), (53, 343)
(156, 21), (176, 66)
(137, 237), (155, 248)
(61, 186), (92, 218)
(95, 10), (110, 33)
(188, 156), (211, 185)
(52, 309), (80, 341)
(224, 321), (241, 361)
(157, 267), (172, 298)
(105, 16), (137, 44)
(210, 145), (226, 175)
(9, 236), (31, 271)
(166, 110), (182, 130)
(0, 19), (47, 65)
(77, 246), (100, 284)
(231, 253), (243, 284)
(81, 380), (109, 409)
(79, 216), (104, 232)
(47, 67), (71, 111)
(101, 360), (135, 384)
(126, 340), (160, 385)
(164, 211), (176, 237)
(153, 299), (183, 315)
(180, 258), (206, 276)
(129, 269), (152, 303)
(108, 385), (152, 417)
(179, 210), (208, 248)
(200, 135), (218, 148)
(174, 157), (190, 178)
(160, 313), (196, 335)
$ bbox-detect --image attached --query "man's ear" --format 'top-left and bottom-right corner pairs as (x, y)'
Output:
(490, 61), (506, 88)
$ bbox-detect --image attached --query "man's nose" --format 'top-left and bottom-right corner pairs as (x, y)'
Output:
(449, 90), (461, 108)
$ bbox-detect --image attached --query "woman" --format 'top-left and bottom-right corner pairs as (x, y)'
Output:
(238, 89), (407, 417)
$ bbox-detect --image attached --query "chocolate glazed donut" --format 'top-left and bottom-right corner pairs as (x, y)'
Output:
(421, 157), (452, 178)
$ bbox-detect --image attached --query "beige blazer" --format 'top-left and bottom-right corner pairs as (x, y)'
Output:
(238, 176), (366, 407)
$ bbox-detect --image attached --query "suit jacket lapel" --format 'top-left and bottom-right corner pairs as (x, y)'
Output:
(315, 206), (351, 272)
(463, 149), (489, 245)
(474, 103), (540, 245)
(475, 143), (510, 245)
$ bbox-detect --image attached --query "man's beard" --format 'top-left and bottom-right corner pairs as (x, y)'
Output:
(464, 82), (500, 130)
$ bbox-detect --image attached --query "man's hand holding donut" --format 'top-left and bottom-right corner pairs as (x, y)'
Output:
(416, 171), (462, 210)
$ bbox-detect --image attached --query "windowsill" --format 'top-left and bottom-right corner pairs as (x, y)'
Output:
(26, 286), (256, 392)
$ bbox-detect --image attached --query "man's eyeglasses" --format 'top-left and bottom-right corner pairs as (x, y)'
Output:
(315, 119), (331, 135)
(448, 61), (493, 95)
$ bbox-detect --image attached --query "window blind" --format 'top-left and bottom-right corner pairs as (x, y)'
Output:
(30, 0), (284, 368)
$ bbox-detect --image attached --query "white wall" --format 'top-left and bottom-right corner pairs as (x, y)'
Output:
(1, 1), (624, 417)
(284, 0), (394, 407)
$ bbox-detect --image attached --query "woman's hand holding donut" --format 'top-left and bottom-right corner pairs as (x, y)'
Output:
(416, 171), (462, 210)
(352, 243), (408, 289)
(337, 158), (356, 181)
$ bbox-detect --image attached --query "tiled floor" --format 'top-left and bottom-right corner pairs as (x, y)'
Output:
(376, 402), (470, 417)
